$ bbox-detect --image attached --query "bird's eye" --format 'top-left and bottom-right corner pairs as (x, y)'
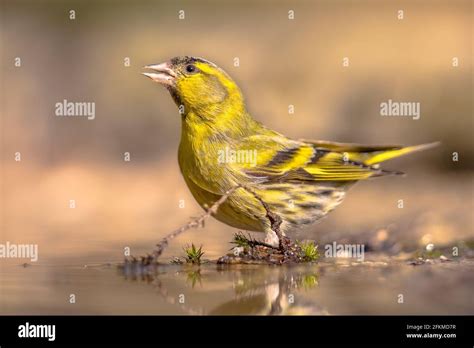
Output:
(185, 64), (197, 74)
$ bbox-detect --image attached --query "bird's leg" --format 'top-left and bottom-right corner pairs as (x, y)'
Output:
(240, 185), (288, 252)
(264, 208), (292, 252)
(266, 207), (285, 251)
(264, 230), (281, 249)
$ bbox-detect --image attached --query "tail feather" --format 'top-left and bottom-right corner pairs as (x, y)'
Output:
(363, 142), (440, 166)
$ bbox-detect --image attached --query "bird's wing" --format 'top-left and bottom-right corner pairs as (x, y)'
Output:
(236, 134), (399, 183)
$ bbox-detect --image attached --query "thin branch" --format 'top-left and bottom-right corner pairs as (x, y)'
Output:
(232, 231), (277, 250)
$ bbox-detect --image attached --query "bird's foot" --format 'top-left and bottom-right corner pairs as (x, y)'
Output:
(264, 230), (281, 249)
(264, 230), (295, 253)
(278, 236), (294, 253)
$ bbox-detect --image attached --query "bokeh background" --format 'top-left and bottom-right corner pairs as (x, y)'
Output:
(1, 0), (472, 264)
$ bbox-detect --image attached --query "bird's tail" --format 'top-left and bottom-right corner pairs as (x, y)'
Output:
(363, 142), (440, 166)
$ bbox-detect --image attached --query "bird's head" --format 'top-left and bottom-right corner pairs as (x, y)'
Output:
(142, 56), (244, 118)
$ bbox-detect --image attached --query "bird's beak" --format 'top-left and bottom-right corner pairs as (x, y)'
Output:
(142, 62), (177, 86)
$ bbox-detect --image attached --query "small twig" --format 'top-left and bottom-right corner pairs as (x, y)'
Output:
(248, 240), (277, 249)
(151, 185), (241, 262)
(232, 231), (277, 250)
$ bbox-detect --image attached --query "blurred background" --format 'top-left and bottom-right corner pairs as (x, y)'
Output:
(1, 0), (472, 264)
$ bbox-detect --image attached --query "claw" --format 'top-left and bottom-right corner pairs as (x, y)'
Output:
(279, 237), (294, 253)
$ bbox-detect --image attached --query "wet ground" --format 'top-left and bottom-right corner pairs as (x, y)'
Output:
(1, 171), (473, 315)
(1, 253), (473, 315)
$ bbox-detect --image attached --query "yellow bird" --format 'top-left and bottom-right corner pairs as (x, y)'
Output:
(143, 56), (438, 250)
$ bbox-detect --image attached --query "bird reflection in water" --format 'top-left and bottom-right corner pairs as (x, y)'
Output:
(119, 262), (328, 315)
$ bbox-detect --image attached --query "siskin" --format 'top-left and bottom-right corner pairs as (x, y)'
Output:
(143, 56), (438, 250)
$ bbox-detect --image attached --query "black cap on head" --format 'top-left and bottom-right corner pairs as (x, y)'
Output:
(170, 56), (215, 67)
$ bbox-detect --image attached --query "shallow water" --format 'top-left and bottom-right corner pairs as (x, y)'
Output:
(2, 256), (473, 315)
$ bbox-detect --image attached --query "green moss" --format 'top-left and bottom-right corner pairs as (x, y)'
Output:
(414, 248), (442, 259)
(186, 270), (202, 287)
(231, 232), (252, 248)
(300, 274), (319, 289)
(298, 241), (320, 262)
(183, 244), (205, 265)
